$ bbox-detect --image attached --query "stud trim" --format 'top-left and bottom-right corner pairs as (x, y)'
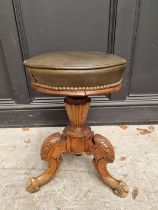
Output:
(32, 79), (122, 91)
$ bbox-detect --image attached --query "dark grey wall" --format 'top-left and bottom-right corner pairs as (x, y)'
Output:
(0, 0), (158, 127)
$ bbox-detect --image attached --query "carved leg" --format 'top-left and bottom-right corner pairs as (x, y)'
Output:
(26, 133), (67, 193)
(88, 134), (128, 198)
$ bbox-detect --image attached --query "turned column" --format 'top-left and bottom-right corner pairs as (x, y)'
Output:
(63, 96), (93, 154)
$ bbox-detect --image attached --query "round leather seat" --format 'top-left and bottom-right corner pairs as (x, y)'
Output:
(24, 51), (126, 91)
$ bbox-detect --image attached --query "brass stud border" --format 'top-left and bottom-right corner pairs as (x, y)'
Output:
(33, 79), (122, 91)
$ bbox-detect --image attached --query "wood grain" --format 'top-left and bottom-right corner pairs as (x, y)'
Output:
(32, 82), (121, 96)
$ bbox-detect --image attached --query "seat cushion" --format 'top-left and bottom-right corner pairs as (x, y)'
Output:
(24, 51), (126, 91)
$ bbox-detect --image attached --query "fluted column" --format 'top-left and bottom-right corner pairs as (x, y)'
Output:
(64, 96), (91, 127)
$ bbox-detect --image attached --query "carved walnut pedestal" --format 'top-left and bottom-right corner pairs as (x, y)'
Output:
(26, 96), (128, 198)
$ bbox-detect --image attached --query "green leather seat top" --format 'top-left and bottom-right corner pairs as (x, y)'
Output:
(24, 51), (127, 91)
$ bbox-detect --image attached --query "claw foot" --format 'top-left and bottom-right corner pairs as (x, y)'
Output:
(26, 177), (40, 193)
(113, 181), (129, 198)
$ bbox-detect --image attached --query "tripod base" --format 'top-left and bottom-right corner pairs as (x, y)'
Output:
(26, 97), (128, 198)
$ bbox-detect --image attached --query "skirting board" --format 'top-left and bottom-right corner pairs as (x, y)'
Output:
(0, 105), (158, 127)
